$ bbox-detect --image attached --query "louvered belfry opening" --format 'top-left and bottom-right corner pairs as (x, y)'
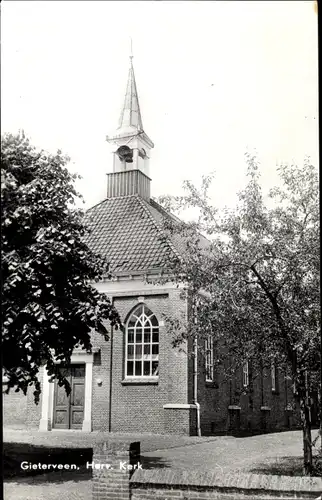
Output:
(106, 169), (151, 201)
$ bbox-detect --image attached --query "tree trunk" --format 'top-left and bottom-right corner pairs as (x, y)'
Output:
(300, 395), (313, 475)
(319, 390), (322, 453)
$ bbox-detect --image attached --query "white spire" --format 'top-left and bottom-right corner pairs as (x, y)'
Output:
(117, 41), (143, 132)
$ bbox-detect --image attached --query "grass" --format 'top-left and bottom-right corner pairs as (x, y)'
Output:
(250, 455), (322, 476)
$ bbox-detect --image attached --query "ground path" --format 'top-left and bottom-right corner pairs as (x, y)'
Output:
(4, 429), (321, 500)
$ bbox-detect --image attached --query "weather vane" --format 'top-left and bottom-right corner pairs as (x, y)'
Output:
(130, 37), (133, 60)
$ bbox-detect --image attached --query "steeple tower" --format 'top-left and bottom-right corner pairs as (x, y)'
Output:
(106, 47), (154, 196)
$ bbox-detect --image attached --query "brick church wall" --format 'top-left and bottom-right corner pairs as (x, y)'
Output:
(2, 387), (28, 429)
(3, 363), (44, 430)
(185, 290), (300, 436)
(26, 366), (43, 429)
(197, 353), (299, 435)
(91, 287), (191, 434)
(14, 277), (300, 435)
(14, 283), (192, 435)
(3, 366), (47, 430)
(196, 340), (231, 435)
(91, 326), (112, 432)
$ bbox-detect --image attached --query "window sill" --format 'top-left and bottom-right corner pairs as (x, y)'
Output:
(205, 380), (215, 387)
(121, 377), (159, 385)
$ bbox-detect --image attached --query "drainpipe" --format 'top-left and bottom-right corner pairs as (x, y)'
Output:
(193, 334), (201, 437)
(108, 299), (115, 433)
(192, 294), (201, 437)
(261, 361), (264, 407)
(284, 372), (289, 428)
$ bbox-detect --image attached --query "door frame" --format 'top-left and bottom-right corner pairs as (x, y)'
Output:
(39, 352), (93, 432)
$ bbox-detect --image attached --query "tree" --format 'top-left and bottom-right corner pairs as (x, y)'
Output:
(1, 132), (120, 402)
(156, 153), (320, 475)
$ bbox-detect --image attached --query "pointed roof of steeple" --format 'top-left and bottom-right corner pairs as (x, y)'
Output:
(106, 47), (154, 148)
(118, 56), (143, 132)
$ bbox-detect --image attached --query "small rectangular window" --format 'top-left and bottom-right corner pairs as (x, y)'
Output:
(127, 345), (134, 359)
(152, 361), (159, 376)
(205, 336), (214, 382)
(143, 361), (150, 376)
(136, 330), (142, 343)
(135, 361), (142, 376)
(271, 361), (277, 392)
(127, 361), (134, 376)
(243, 361), (249, 388)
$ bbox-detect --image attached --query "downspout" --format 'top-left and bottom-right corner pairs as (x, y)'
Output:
(260, 361), (265, 430)
(261, 361), (264, 407)
(284, 372), (289, 428)
(193, 334), (201, 436)
(192, 293), (201, 437)
(108, 300), (114, 433)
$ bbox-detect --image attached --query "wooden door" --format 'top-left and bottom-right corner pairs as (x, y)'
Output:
(53, 366), (71, 429)
(70, 365), (85, 429)
(53, 365), (85, 429)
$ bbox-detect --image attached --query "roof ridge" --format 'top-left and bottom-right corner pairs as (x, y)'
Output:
(150, 198), (211, 247)
(86, 194), (143, 213)
(136, 196), (182, 262)
(86, 198), (109, 213)
(149, 198), (183, 224)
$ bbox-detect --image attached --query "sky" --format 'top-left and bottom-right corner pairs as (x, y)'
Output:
(1, 1), (319, 210)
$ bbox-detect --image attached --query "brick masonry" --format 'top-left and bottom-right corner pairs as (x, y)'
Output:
(92, 287), (192, 434)
(2, 366), (43, 430)
(92, 441), (322, 500)
(197, 343), (301, 436)
(92, 440), (141, 500)
(131, 468), (322, 500)
(3, 281), (304, 436)
(26, 366), (43, 429)
(2, 385), (28, 429)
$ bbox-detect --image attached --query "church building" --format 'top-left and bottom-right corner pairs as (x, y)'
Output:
(3, 55), (300, 435)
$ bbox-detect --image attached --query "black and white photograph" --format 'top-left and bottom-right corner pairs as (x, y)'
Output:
(1, 1), (320, 499)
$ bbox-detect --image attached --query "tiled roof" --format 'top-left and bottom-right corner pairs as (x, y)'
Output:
(84, 194), (210, 275)
(84, 195), (175, 274)
(147, 199), (210, 254)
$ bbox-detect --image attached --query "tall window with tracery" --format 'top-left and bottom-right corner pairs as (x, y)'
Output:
(125, 304), (159, 378)
(205, 336), (214, 382)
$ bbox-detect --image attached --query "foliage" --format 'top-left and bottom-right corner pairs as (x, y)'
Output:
(156, 153), (320, 473)
(1, 132), (120, 402)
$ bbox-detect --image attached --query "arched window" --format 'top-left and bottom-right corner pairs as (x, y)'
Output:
(125, 304), (159, 378)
